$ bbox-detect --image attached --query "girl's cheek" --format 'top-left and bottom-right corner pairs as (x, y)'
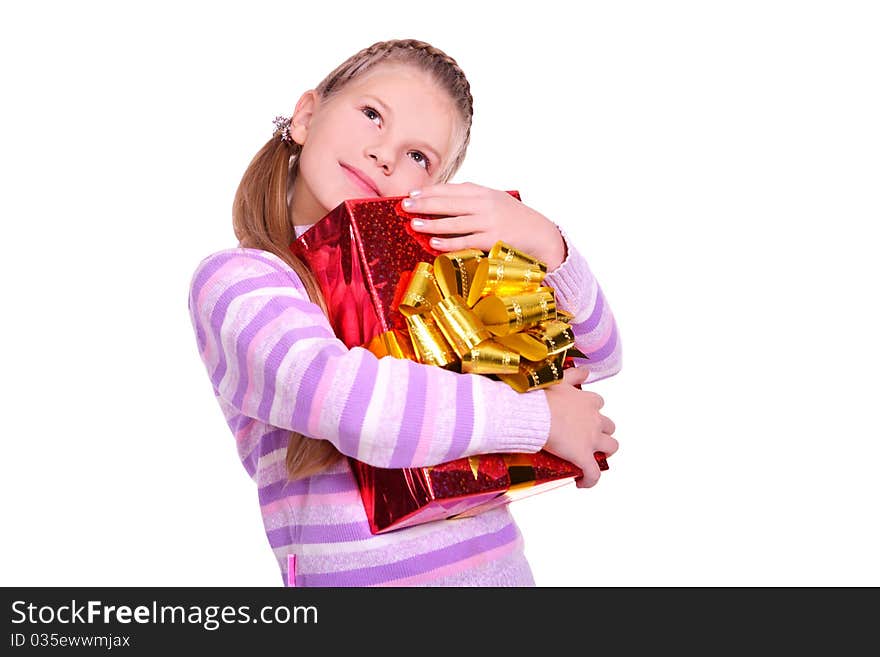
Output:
(407, 170), (429, 191)
(355, 120), (375, 137)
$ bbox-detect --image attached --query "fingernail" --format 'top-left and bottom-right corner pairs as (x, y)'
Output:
(430, 237), (441, 247)
(411, 219), (424, 227)
(402, 198), (413, 208)
(409, 189), (422, 197)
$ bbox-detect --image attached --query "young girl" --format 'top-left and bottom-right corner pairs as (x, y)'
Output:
(188, 39), (622, 587)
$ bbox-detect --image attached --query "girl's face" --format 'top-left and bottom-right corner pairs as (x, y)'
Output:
(289, 63), (459, 223)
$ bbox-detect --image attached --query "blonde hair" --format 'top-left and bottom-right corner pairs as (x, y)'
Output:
(232, 39), (474, 481)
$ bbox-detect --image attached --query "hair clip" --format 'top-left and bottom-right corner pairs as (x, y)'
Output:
(273, 115), (293, 143)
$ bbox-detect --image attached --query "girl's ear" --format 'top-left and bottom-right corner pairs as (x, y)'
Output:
(290, 90), (319, 145)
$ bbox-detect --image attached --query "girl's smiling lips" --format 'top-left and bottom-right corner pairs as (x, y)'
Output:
(339, 162), (381, 196)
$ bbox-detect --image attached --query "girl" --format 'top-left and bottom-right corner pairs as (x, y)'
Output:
(188, 38), (622, 587)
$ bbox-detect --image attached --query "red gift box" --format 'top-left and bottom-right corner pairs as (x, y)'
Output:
(290, 192), (602, 534)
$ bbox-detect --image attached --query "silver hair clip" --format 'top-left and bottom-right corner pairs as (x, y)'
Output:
(273, 115), (293, 143)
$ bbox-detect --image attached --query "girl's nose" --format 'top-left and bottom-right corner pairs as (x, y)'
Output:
(368, 150), (394, 173)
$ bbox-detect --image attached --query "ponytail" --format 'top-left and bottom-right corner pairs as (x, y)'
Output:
(233, 137), (343, 481)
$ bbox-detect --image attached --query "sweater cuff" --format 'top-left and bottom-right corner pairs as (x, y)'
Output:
(480, 387), (551, 454)
(543, 223), (596, 319)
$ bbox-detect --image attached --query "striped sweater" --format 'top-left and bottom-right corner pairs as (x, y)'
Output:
(187, 222), (622, 586)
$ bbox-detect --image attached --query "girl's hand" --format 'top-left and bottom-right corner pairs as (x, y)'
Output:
(403, 182), (567, 271)
(543, 366), (618, 489)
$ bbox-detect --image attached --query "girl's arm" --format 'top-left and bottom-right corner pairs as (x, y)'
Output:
(188, 248), (550, 470)
(541, 224), (623, 384)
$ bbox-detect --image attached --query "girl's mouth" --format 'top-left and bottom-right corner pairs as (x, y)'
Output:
(339, 162), (381, 196)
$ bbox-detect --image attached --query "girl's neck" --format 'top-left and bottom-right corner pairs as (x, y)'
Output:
(288, 171), (325, 227)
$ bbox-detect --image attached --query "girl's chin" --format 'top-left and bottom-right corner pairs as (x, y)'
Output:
(326, 193), (376, 210)
(316, 186), (382, 215)
(314, 193), (345, 215)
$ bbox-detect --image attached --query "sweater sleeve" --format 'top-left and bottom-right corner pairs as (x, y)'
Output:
(541, 224), (623, 384)
(187, 247), (550, 469)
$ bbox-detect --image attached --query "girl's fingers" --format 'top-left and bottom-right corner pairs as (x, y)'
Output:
(601, 415), (616, 436)
(599, 433), (619, 457)
(428, 234), (490, 253)
(402, 194), (482, 217)
(410, 181), (486, 198)
(576, 461), (602, 488)
(561, 366), (590, 386)
(409, 214), (475, 235)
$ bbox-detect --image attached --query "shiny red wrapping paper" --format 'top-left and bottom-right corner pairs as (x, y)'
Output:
(290, 192), (594, 534)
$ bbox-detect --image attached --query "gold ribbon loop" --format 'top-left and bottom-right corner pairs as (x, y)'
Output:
(498, 351), (567, 393)
(471, 288), (557, 336)
(540, 319), (576, 356)
(488, 241), (548, 274)
(398, 262), (443, 317)
(404, 313), (457, 367)
(432, 294), (492, 359)
(460, 339), (521, 375)
(535, 319), (577, 356)
(495, 332), (548, 362)
(467, 259), (546, 306)
(496, 319), (575, 361)
(433, 249), (485, 301)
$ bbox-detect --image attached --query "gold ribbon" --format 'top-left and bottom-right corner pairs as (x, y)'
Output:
(371, 240), (588, 394)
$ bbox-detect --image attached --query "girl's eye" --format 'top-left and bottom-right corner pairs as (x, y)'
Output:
(361, 105), (430, 171)
(409, 151), (431, 171)
(362, 106), (381, 125)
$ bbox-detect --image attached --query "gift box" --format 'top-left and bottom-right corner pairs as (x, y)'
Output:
(290, 192), (605, 534)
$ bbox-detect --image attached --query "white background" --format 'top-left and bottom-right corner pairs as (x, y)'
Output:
(2, 1), (878, 587)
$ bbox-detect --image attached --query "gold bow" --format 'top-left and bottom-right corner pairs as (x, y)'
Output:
(367, 240), (587, 393)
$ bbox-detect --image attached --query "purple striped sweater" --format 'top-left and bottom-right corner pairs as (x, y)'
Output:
(187, 222), (621, 586)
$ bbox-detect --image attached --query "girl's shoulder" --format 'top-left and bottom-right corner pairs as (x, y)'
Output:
(194, 245), (290, 270)
(189, 246), (305, 294)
